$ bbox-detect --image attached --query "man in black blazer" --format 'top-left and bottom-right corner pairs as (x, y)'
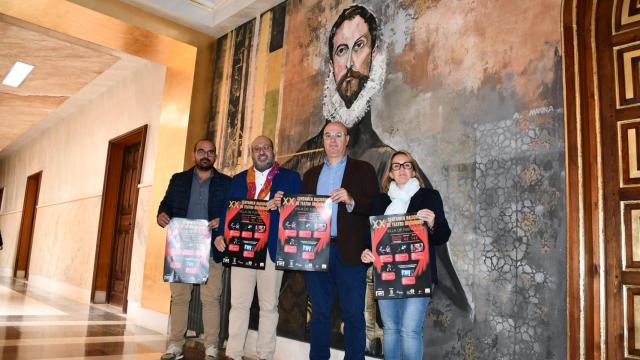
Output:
(157, 139), (231, 360)
(300, 121), (379, 360)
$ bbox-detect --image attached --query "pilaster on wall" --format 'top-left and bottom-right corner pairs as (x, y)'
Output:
(0, 0), (213, 315)
(563, 1), (601, 359)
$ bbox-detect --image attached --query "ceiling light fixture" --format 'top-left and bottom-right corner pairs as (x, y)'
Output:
(2, 61), (35, 87)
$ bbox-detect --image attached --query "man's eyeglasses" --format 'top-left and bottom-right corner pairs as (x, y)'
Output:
(251, 145), (273, 153)
(196, 149), (216, 157)
(323, 131), (345, 139)
(390, 162), (414, 171)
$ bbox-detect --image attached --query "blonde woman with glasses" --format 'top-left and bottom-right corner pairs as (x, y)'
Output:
(361, 150), (451, 360)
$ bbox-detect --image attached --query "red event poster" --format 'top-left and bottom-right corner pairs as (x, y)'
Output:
(163, 218), (211, 284)
(276, 194), (332, 272)
(222, 198), (270, 269)
(369, 213), (432, 299)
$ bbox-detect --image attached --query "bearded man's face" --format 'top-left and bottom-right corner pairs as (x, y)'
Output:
(330, 15), (374, 108)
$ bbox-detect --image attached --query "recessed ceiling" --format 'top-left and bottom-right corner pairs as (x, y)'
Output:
(0, 16), (120, 151)
(189, 0), (219, 9)
(0, 0), (284, 153)
(121, 0), (285, 37)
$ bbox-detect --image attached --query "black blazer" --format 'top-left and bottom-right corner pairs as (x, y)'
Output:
(302, 156), (379, 265)
(157, 167), (231, 257)
(371, 187), (451, 285)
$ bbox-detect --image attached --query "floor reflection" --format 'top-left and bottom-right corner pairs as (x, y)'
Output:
(0, 277), (165, 359)
(0, 277), (246, 360)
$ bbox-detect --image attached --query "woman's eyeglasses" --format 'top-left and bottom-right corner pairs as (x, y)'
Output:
(390, 162), (413, 171)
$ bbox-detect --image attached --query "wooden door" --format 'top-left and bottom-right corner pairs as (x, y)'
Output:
(14, 172), (41, 279)
(108, 143), (140, 308)
(92, 125), (146, 312)
(565, 1), (640, 358)
(596, 1), (640, 358)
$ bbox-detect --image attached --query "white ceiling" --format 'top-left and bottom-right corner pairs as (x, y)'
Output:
(0, 15), (153, 156)
(0, 16), (121, 153)
(121, 0), (286, 37)
(0, 0), (276, 154)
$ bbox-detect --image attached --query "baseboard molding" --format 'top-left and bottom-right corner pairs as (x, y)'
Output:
(94, 290), (107, 303)
(28, 275), (91, 303)
(19, 274), (169, 335)
(0, 268), (12, 277)
(127, 300), (169, 334)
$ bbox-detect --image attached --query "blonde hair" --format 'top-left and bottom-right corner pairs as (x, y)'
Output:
(381, 150), (425, 192)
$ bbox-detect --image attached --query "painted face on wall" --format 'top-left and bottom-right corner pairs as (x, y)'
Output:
(330, 15), (374, 108)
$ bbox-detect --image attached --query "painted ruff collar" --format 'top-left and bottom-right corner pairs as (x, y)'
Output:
(322, 48), (387, 128)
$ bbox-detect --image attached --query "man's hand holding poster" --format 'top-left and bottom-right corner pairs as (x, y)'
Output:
(163, 218), (211, 284)
(222, 198), (270, 269)
(276, 194), (332, 271)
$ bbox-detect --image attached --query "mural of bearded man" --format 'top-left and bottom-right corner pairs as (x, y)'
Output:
(279, 4), (472, 356)
(284, 5), (391, 179)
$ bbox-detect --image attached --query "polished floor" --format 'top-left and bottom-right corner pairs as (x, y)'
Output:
(0, 277), (222, 360)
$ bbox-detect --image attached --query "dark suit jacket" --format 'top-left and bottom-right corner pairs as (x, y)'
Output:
(301, 156), (379, 265)
(157, 166), (231, 258)
(371, 187), (451, 285)
(216, 167), (302, 262)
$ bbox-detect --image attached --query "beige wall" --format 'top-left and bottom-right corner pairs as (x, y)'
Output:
(0, 0), (218, 319)
(0, 59), (166, 304)
(0, 0), (215, 316)
(68, 0), (216, 169)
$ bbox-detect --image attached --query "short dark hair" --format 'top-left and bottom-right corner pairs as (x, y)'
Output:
(193, 139), (215, 152)
(328, 5), (378, 62)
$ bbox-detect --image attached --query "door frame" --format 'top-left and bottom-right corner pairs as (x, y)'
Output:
(14, 171), (42, 279)
(91, 125), (147, 312)
(563, 0), (632, 358)
(563, 0), (601, 358)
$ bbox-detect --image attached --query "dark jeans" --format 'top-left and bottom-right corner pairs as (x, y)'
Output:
(304, 244), (367, 360)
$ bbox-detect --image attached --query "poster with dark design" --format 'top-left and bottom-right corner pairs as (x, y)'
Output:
(275, 194), (332, 271)
(370, 213), (431, 299)
(222, 198), (270, 269)
(163, 218), (211, 284)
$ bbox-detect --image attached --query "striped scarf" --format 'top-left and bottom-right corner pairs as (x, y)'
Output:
(247, 162), (280, 199)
